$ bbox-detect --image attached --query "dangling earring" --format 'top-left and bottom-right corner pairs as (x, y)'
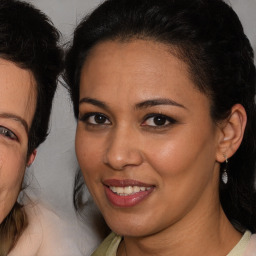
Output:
(222, 155), (228, 184)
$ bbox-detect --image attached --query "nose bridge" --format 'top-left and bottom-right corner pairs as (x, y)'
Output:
(103, 124), (143, 170)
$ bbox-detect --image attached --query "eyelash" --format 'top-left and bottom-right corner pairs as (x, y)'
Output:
(141, 114), (177, 129)
(79, 112), (111, 126)
(79, 112), (177, 129)
(0, 126), (18, 140)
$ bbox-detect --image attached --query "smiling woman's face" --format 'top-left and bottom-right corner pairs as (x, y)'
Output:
(0, 58), (36, 223)
(76, 39), (223, 237)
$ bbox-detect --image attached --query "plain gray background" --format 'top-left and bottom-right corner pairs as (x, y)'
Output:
(22, 0), (256, 254)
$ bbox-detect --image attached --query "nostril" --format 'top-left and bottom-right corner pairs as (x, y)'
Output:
(102, 129), (143, 170)
(103, 148), (143, 171)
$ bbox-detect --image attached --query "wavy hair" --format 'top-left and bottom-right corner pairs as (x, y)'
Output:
(65, 0), (256, 233)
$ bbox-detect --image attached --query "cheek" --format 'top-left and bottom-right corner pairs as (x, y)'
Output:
(0, 146), (27, 223)
(0, 147), (26, 186)
(138, 129), (219, 226)
(75, 130), (103, 178)
(75, 131), (107, 208)
(146, 125), (218, 191)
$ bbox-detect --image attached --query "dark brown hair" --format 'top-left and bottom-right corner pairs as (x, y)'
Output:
(0, 0), (63, 254)
(65, 0), (256, 233)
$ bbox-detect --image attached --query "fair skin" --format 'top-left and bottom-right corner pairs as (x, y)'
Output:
(0, 58), (36, 224)
(76, 39), (246, 255)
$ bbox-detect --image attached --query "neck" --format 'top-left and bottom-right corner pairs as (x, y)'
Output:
(119, 196), (241, 256)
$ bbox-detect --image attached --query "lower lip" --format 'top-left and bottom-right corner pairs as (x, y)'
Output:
(104, 186), (154, 208)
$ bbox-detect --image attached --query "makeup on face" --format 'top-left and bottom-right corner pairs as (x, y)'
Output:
(76, 39), (221, 237)
(103, 179), (155, 207)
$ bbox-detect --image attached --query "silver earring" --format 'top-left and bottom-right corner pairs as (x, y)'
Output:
(222, 156), (228, 184)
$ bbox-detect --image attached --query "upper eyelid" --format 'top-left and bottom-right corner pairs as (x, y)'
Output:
(79, 98), (186, 123)
(79, 112), (112, 125)
(0, 125), (15, 133)
(143, 113), (177, 122)
(79, 112), (109, 119)
(79, 111), (176, 120)
(78, 110), (178, 127)
(0, 114), (28, 135)
(0, 126), (18, 139)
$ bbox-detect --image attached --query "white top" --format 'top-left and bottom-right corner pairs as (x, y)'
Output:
(8, 202), (102, 256)
(92, 231), (256, 256)
(228, 231), (256, 256)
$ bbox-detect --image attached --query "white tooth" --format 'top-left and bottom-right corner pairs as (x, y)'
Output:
(110, 186), (151, 195)
(124, 186), (133, 194)
(116, 187), (124, 194)
(110, 186), (117, 193)
(134, 186), (140, 193)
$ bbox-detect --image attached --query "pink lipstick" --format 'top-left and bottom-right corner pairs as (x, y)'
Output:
(103, 179), (154, 207)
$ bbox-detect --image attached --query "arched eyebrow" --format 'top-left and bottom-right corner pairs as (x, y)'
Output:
(79, 97), (186, 111)
(79, 97), (110, 111)
(135, 98), (186, 110)
(0, 113), (29, 134)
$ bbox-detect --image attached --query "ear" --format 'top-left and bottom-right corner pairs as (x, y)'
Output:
(216, 104), (247, 163)
(27, 149), (37, 167)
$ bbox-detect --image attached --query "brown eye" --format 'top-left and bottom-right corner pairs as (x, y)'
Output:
(80, 112), (111, 125)
(142, 114), (176, 127)
(94, 114), (108, 124)
(152, 116), (167, 126)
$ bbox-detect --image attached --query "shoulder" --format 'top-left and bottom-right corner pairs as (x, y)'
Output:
(8, 202), (44, 256)
(8, 202), (83, 256)
(92, 232), (122, 256)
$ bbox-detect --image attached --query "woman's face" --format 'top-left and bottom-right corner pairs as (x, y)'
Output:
(0, 59), (36, 223)
(76, 40), (223, 236)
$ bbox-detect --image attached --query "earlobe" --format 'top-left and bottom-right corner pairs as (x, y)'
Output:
(27, 149), (37, 167)
(216, 104), (247, 162)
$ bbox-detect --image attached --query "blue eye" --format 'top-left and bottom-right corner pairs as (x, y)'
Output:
(80, 113), (111, 125)
(142, 114), (176, 127)
(0, 126), (17, 140)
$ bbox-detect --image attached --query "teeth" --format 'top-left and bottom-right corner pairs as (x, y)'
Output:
(134, 186), (140, 193)
(116, 187), (124, 194)
(124, 186), (133, 194)
(109, 186), (151, 196)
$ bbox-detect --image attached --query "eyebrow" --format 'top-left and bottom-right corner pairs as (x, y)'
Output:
(79, 97), (110, 111)
(0, 113), (29, 134)
(79, 97), (186, 111)
(135, 98), (186, 110)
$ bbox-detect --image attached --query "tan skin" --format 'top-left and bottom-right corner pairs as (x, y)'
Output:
(76, 39), (247, 255)
(0, 58), (36, 224)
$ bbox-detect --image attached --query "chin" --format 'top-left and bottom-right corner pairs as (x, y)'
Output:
(106, 218), (154, 237)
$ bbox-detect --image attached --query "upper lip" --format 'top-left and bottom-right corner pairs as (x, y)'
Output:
(103, 179), (154, 187)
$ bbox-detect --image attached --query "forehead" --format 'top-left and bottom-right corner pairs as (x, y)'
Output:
(80, 39), (205, 105)
(83, 39), (185, 75)
(82, 40), (185, 86)
(0, 58), (37, 128)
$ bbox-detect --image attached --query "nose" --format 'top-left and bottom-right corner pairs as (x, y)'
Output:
(103, 127), (143, 170)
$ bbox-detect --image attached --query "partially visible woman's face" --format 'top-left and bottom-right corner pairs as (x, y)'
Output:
(0, 59), (36, 223)
(76, 40), (223, 236)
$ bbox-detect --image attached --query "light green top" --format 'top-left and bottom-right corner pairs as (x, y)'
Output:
(228, 231), (251, 256)
(92, 231), (255, 256)
(92, 232), (121, 256)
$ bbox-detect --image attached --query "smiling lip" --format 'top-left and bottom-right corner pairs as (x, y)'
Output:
(103, 179), (155, 208)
